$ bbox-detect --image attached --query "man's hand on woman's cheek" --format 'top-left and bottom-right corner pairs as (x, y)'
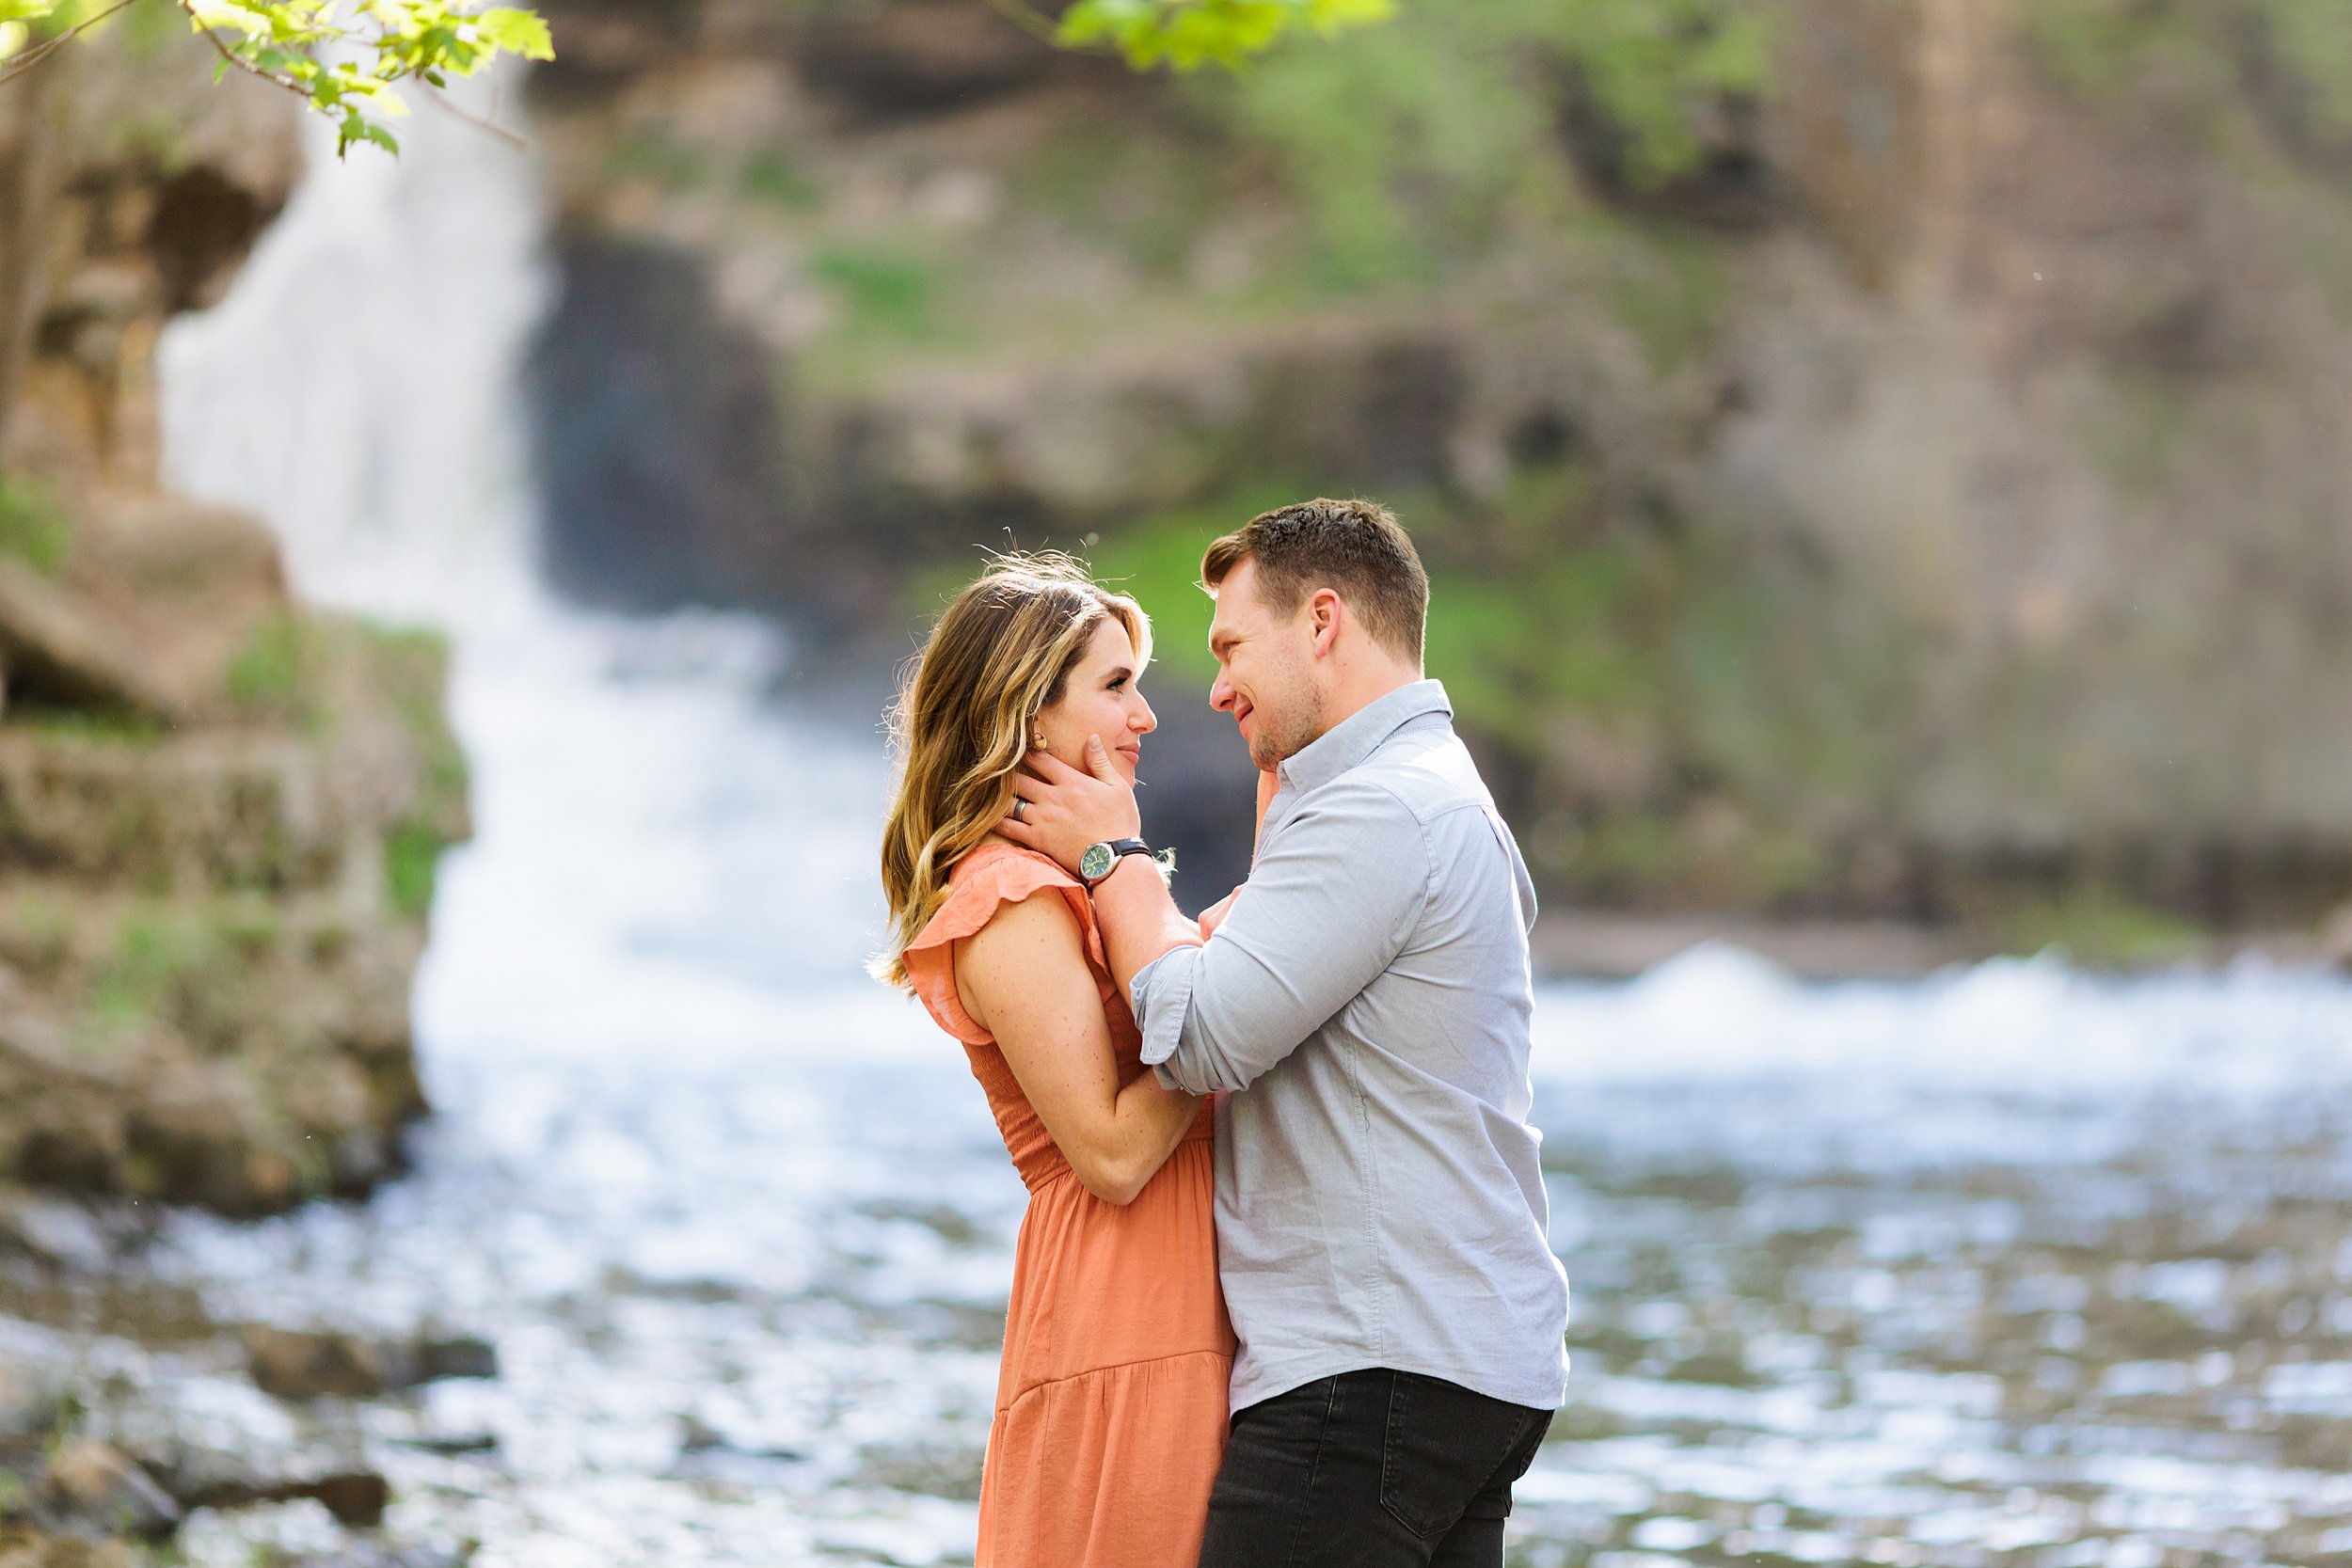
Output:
(997, 736), (1144, 873)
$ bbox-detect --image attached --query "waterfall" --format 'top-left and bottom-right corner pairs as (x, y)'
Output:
(156, 77), (909, 1065)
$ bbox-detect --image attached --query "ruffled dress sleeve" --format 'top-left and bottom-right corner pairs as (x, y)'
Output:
(904, 846), (1104, 1044)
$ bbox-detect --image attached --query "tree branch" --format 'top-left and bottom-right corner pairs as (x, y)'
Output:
(0, 0), (146, 93)
(188, 8), (313, 101)
(980, 0), (1066, 47)
(420, 82), (527, 150)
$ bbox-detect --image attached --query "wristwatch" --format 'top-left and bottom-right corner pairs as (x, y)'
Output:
(1079, 837), (1153, 887)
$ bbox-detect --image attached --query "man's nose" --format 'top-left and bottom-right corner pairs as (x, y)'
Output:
(1210, 671), (1234, 711)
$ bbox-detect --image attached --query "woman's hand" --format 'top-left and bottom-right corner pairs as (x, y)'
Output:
(999, 736), (1142, 874)
(1197, 890), (1237, 938)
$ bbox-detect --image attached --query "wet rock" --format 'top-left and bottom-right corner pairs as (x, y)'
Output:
(243, 1327), (385, 1401)
(179, 1467), (392, 1528)
(302, 1470), (391, 1528)
(407, 1336), (499, 1384)
(41, 1441), (181, 1540)
(244, 1327), (499, 1402)
(0, 1529), (135, 1568)
(0, 1365), (59, 1441)
(677, 1413), (725, 1453)
(0, 564), (180, 724)
(275, 1542), (471, 1568)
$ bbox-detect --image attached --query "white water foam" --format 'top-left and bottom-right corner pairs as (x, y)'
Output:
(1534, 943), (2352, 1097)
(156, 76), (920, 1070)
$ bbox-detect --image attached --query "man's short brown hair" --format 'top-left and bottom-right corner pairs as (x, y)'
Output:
(1200, 497), (1429, 662)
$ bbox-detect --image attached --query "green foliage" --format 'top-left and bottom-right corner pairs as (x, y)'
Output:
(89, 905), (199, 1029)
(0, 0), (553, 158)
(2020, 0), (2352, 147)
(1057, 0), (1393, 72)
(612, 127), (711, 192)
(741, 149), (818, 212)
(2002, 885), (2204, 968)
(1011, 120), (1235, 280)
(1085, 483), (1315, 680)
(1606, 222), (1731, 372)
(383, 816), (445, 918)
(3, 890), (74, 979)
(1207, 0), (1772, 282)
(812, 245), (942, 341)
(355, 621), (467, 926)
(18, 708), (167, 744)
(0, 469), (70, 575)
(223, 610), (321, 724)
(1553, 0), (1772, 187)
(73, 896), (284, 1053)
(2264, 0), (2352, 136)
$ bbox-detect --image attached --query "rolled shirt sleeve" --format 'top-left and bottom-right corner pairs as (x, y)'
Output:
(1132, 776), (1430, 1094)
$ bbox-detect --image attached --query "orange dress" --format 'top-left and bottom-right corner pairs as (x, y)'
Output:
(904, 842), (1234, 1568)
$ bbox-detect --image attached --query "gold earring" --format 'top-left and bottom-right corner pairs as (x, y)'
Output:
(1030, 727), (1048, 751)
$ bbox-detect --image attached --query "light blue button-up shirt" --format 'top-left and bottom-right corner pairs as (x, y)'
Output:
(1132, 680), (1569, 1414)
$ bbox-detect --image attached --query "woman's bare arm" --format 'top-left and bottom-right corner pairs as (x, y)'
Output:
(955, 892), (1201, 1206)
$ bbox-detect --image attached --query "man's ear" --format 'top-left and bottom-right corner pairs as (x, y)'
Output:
(1308, 589), (1343, 657)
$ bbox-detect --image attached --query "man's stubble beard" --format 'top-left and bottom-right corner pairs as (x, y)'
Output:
(1247, 689), (1326, 772)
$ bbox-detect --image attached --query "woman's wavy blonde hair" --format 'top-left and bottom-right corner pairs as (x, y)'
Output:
(873, 553), (1151, 990)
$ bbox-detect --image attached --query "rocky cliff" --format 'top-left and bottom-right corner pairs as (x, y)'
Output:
(508, 0), (2352, 953)
(0, 25), (467, 1214)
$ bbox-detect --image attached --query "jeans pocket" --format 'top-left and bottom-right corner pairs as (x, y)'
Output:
(1376, 1372), (1530, 1540)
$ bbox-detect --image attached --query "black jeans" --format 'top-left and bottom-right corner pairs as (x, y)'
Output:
(1196, 1369), (1552, 1568)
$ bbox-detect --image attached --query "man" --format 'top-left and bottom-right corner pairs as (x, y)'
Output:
(1000, 498), (1569, 1568)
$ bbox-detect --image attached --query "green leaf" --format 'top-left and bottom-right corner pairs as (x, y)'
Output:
(471, 6), (551, 59)
(1058, 0), (1387, 71)
(338, 111), (400, 158)
(0, 0), (61, 24)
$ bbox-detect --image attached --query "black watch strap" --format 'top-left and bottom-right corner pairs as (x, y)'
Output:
(1083, 837), (1153, 886)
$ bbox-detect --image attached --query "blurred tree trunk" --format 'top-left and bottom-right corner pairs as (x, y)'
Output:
(0, 51), (71, 460)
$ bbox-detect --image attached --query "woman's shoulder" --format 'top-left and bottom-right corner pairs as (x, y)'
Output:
(902, 842), (1101, 1044)
(910, 842), (1087, 956)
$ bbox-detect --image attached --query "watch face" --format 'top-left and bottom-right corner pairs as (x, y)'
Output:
(1079, 843), (1113, 882)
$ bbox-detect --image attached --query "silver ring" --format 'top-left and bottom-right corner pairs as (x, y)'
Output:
(1011, 799), (1026, 822)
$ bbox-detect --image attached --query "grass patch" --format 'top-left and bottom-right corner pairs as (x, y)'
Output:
(15, 708), (167, 746)
(1010, 120), (1235, 280)
(2, 891), (75, 979)
(812, 245), (942, 341)
(358, 619), (469, 833)
(223, 611), (323, 725)
(1087, 484), (1320, 682)
(1425, 541), (1661, 736)
(2001, 886), (2205, 968)
(0, 470), (72, 576)
(87, 906), (201, 1033)
(384, 818), (448, 920)
(72, 897), (285, 1052)
(611, 127), (712, 192)
(741, 150), (819, 212)
(1606, 225), (1733, 375)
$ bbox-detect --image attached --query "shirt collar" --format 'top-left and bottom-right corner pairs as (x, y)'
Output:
(1276, 679), (1453, 797)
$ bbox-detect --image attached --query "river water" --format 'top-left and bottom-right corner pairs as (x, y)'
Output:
(120, 78), (2352, 1568)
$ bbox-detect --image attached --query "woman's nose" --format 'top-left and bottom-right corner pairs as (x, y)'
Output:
(1134, 693), (1157, 734)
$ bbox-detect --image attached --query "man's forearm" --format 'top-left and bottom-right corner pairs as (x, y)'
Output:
(1091, 851), (1203, 997)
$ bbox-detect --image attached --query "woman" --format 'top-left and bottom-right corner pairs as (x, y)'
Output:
(874, 554), (1232, 1568)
